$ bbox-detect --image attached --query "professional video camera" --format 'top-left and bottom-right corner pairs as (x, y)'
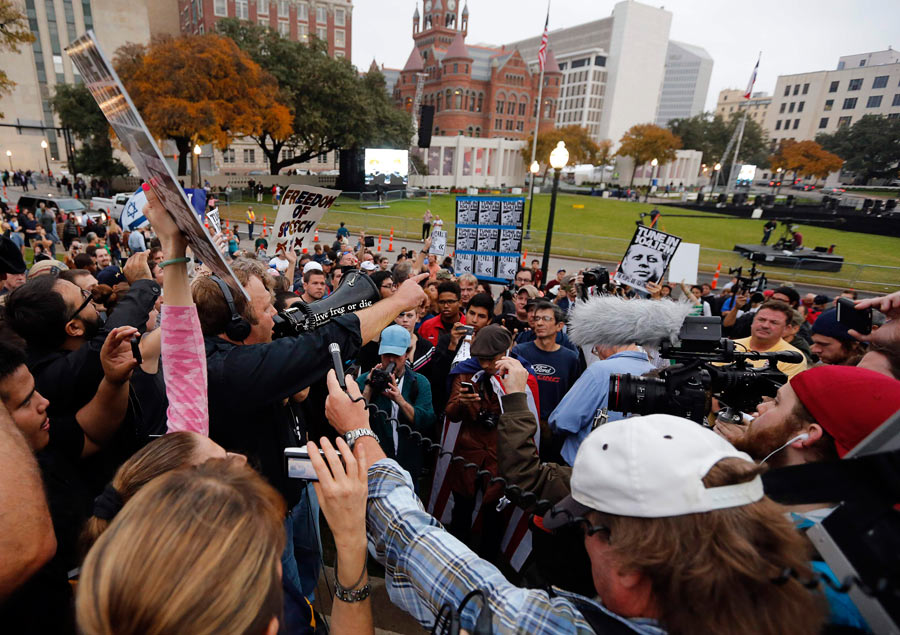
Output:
(608, 316), (801, 423)
(272, 270), (380, 338)
(578, 265), (611, 301)
(728, 262), (767, 295)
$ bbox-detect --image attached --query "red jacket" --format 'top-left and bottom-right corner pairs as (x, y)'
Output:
(418, 313), (466, 346)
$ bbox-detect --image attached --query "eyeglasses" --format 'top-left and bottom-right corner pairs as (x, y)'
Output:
(534, 315), (556, 322)
(69, 288), (94, 321)
(381, 283), (395, 290)
(515, 277), (531, 283)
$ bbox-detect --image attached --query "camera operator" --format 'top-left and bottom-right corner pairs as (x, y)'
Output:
(357, 325), (435, 491)
(549, 335), (653, 466)
(731, 300), (807, 379)
(323, 370), (825, 635)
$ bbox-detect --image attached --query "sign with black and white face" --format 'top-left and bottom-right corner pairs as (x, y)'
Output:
(456, 227), (477, 251)
(65, 31), (247, 298)
(613, 225), (682, 293)
(454, 196), (525, 283)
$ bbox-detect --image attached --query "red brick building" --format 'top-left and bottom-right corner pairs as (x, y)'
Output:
(178, 0), (352, 59)
(395, 1), (560, 140)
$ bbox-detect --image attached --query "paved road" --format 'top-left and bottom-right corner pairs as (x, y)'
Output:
(5, 187), (881, 299)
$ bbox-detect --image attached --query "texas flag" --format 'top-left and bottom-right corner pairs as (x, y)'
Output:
(744, 53), (761, 99)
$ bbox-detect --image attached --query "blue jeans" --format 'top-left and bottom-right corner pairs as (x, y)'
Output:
(281, 484), (321, 632)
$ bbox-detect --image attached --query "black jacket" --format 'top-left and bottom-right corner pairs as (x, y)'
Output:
(27, 278), (161, 418)
(204, 314), (362, 507)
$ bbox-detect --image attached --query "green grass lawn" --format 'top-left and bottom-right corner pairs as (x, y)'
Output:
(844, 189), (900, 199)
(217, 193), (900, 292)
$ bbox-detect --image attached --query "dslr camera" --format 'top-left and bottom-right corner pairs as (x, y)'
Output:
(579, 266), (610, 300)
(608, 317), (800, 424)
(367, 361), (396, 394)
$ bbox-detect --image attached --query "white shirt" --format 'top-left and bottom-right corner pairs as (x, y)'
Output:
(269, 256), (289, 273)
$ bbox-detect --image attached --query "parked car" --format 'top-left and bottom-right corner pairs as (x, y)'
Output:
(16, 194), (105, 223)
(791, 182), (816, 191)
(822, 187), (847, 194)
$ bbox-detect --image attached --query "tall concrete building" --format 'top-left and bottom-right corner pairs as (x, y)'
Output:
(178, 0), (352, 60)
(0, 0), (152, 173)
(505, 1), (707, 148)
(655, 40), (713, 127)
(715, 89), (772, 128)
(764, 48), (900, 146)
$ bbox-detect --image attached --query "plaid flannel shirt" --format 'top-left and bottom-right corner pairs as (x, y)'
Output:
(366, 459), (666, 634)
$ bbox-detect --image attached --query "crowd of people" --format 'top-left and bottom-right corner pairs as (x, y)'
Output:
(0, 183), (898, 635)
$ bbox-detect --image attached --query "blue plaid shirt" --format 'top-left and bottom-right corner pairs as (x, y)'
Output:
(367, 459), (666, 634)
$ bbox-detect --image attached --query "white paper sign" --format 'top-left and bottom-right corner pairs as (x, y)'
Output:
(455, 253), (474, 275)
(429, 230), (447, 256)
(206, 208), (221, 236)
(475, 254), (495, 278)
(666, 242), (699, 285)
(496, 256), (519, 280)
(268, 184), (341, 256)
(613, 225), (683, 293)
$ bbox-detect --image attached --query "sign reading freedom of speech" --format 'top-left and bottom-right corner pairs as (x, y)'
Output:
(268, 185), (341, 256)
(65, 31), (246, 298)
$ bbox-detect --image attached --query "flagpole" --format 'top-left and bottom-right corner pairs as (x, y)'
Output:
(526, 0), (550, 241)
(725, 52), (760, 196)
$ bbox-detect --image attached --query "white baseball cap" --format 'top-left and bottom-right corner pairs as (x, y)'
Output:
(360, 261), (377, 271)
(303, 261), (323, 274)
(543, 414), (763, 527)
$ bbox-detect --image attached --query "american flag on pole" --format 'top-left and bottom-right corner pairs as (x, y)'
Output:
(537, 9), (550, 71)
(743, 53), (761, 99)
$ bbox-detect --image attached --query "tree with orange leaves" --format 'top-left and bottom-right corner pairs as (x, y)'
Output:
(769, 139), (843, 185)
(616, 124), (682, 187)
(114, 34), (291, 176)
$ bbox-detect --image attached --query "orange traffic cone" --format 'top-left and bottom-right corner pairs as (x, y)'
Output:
(262, 218), (268, 237)
(302, 247), (308, 254)
(521, 250), (528, 268)
(387, 228), (394, 252)
(313, 229), (319, 242)
(378, 234), (382, 251)
(710, 262), (722, 290)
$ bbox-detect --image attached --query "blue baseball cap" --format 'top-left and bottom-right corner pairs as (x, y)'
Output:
(378, 324), (411, 356)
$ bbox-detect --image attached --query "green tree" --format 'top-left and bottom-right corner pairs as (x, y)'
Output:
(521, 125), (604, 171)
(668, 111), (768, 168)
(216, 18), (411, 174)
(617, 123), (681, 186)
(0, 0), (35, 118)
(51, 84), (129, 179)
(817, 114), (900, 183)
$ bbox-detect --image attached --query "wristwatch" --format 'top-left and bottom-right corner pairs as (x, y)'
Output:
(344, 428), (379, 450)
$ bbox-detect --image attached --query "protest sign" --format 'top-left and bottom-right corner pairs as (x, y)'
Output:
(666, 242), (699, 285)
(120, 187), (148, 231)
(613, 225), (682, 293)
(454, 196), (525, 283)
(268, 184), (340, 256)
(429, 230), (447, 256)
(65, 31), (246, 297)
(206, 208), (222, 236)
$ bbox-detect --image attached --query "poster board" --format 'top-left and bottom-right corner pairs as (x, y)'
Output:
(429, 229), (447, 257)
(666, 241), (699, 286)
(613, 225), (682, 293)
(267, 185), (340, 256)
(65, 31), (246, 297)
(454, 196), (524, 283)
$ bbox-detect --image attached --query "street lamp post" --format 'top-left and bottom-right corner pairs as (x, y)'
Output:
(644, 157), (659, 202)
(40, 140), (50, 175)
(525, 160), (539, 240)
(710, 162), (722, 196)
(192, 144), (202, 189)
(540, 141), (569, 287)
(775, 167), (783, 196)
(5, 150), (12, 171)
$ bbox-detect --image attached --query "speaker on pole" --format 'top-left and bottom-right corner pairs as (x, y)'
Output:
(337, 148), (365, 192)
(417, 105), (435, 149)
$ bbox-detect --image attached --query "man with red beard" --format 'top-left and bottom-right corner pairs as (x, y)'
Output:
(715, 365), (900, 467)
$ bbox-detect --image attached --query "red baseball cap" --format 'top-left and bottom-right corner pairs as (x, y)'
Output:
(791, 366), (900, 457)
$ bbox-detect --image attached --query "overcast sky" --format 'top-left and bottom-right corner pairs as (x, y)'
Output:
(352, 0), (900, 112)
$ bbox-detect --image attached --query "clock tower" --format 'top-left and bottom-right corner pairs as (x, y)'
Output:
(414, 0), (461, 44)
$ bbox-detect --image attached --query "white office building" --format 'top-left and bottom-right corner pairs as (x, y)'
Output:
(765, 48), (900, 145)
(656, 40), (713, 127)
(505, 1), (709, 151)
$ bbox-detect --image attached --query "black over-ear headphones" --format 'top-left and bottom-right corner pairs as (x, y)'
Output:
(210, 275), (251, 342)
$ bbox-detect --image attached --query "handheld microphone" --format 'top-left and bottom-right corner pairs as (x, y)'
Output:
(329, 343), (346, 390)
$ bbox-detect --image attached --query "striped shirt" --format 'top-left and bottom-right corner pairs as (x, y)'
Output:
(367, 459), (665, 634)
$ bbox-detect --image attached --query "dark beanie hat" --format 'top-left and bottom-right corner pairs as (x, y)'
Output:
(811, 308), (853, 342)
